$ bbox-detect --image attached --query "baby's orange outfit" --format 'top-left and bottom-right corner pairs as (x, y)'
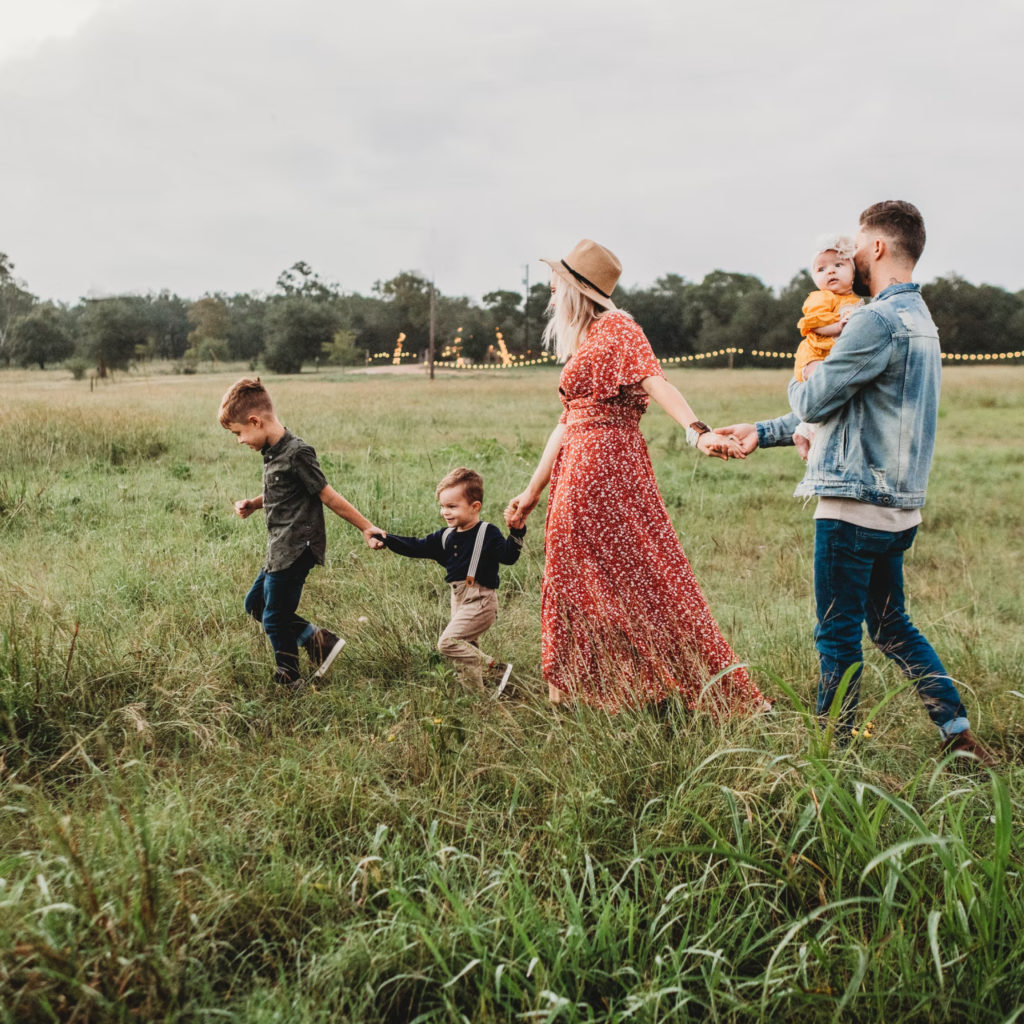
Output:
(794, 290), (863, 381)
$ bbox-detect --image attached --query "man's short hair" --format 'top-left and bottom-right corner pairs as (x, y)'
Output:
(218, 377), (274, 426)
(436, 467), (483, 504)
(859, 200), (926, 264)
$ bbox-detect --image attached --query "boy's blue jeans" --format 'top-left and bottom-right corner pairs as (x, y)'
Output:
(244, 548), (316, 680)
(813, 519), (969, 738)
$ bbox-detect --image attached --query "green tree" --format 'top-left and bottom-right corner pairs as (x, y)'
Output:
(0, 252), (37, 366)
(525, 282), (551, 354)
(276, 261), (338, 302)
(144, 291), (190, 359)
(692, 270), (772, 353)
(263, 296), (339, 373)
(80, 298), (149, 376)
(225, 293), (267, 363)
(922, 275), (1023, 355)
(482, 290), (525, 335)
(186, 296), (230, 365)
(322, 328), (365, 366)
(618, 274), (700, 357)
(372, 272), (432, 353)
(10, 304), (75, 369)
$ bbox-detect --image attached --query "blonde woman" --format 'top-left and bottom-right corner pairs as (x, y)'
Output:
(505, 239), (766, 714)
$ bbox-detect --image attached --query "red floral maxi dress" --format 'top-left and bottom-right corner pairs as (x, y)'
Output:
(541, 311), (765, 714)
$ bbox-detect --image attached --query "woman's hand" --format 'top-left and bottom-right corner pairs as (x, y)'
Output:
(697, 431), (746, 461)
(505, 490), (539, 528)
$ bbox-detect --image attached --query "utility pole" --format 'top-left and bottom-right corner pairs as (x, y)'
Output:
(428, 279), (436, 381)
(522, 263), (530, 353)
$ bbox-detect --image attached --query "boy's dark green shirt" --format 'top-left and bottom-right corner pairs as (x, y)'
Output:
(260, 429), (328, 572)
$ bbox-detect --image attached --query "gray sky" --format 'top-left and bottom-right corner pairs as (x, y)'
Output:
(3, 0), (1023, 303)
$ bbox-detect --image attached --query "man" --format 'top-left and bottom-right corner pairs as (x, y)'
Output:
(721, 201), (994, 763)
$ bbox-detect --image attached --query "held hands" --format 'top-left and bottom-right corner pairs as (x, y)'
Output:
(364, 526), (386, 550)
(504, 491), (537, 529)
(714, 423), (759, 455)
(697, 431), (746, 461)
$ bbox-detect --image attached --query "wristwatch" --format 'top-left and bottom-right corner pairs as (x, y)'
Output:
(686, 420), (711, 448)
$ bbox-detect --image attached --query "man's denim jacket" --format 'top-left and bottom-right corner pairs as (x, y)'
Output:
(756, 283), (939, 509)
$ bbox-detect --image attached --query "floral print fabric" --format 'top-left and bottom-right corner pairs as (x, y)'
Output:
(542, 312), (764, 713)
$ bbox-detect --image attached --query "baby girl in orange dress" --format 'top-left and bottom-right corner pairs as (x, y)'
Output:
(793, 234), (863, 454)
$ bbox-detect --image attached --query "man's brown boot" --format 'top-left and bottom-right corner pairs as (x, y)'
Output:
(940, 729), (997, 768)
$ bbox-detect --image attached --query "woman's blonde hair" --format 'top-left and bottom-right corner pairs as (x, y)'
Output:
(542, 277), (607, 362)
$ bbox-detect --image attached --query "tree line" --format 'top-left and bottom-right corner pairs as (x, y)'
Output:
(1, 252), (1022, 375)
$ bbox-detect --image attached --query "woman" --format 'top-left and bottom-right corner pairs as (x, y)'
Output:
(506, 239), (766, 714)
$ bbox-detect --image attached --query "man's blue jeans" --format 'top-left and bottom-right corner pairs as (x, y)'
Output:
(244, 548), (316, 680)
(813, 519), (968, 738)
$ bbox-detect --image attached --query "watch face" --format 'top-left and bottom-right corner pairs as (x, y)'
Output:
(691, 420), (710, 434)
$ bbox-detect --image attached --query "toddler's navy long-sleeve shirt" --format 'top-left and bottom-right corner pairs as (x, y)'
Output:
(382, 521), (525, 589)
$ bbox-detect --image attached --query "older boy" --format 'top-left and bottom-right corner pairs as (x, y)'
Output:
(219, 377), (383, 691)
(376, 467), (525, 693)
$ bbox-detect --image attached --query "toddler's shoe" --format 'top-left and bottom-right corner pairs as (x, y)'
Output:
(305, 629), (346, 678)
(487, 661), (514, 698)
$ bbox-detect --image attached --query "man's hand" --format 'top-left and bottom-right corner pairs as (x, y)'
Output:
(364, 526), (386, 549)
(714, 423), (759, 455)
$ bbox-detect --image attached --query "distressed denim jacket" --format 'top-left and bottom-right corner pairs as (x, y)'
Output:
(756, 283), (940, 509)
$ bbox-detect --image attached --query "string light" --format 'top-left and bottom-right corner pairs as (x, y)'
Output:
(369, 345), (1022, 368)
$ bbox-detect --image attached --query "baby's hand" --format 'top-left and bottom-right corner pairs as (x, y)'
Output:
(364, 527), (386, 549)
(794, 434), (811, 461)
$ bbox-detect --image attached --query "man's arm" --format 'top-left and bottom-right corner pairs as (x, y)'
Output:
(788, 310), (892, 423)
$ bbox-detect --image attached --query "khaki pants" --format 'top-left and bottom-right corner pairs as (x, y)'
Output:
(438, 581), (498, 690)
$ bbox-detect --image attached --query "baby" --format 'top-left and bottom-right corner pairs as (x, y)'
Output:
(793, 234), (864, 457)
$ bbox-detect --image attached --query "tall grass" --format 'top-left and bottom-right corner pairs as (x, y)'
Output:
(1, 364), (1022, 1022)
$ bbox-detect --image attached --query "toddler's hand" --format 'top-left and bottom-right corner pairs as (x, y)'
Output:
(794, 434), (811, 461)
(504, 506), (525, 529)
(234, 499), (257, 519)
(364, 527), (386, 549)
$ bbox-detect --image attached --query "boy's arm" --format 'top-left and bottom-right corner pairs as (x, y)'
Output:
(377, 530), (446, 562)
(234, 495), (264, 518)
(489, 523), (526, 566)
(319, 485), (384, 549)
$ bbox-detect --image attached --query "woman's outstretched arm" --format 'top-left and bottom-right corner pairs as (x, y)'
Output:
(641, 375), (745, 461)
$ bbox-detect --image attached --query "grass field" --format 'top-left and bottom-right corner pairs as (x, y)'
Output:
(1, 363), (1023, 1023)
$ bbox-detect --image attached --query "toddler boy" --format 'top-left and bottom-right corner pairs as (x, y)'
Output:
(219, 377), (383, 690)
(376, 467), (525, 693)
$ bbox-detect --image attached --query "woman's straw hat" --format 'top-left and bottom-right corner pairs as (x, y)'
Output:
(541, 238), (620, 310)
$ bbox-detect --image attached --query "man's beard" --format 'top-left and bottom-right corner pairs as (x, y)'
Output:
(852, 261), (872, 297)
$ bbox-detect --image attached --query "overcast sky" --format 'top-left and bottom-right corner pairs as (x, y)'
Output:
(3, 0), (1023, 304)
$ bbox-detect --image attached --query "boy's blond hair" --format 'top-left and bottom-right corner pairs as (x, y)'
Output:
(436, 467), (483, 505)
(219, 377), (274, 426)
